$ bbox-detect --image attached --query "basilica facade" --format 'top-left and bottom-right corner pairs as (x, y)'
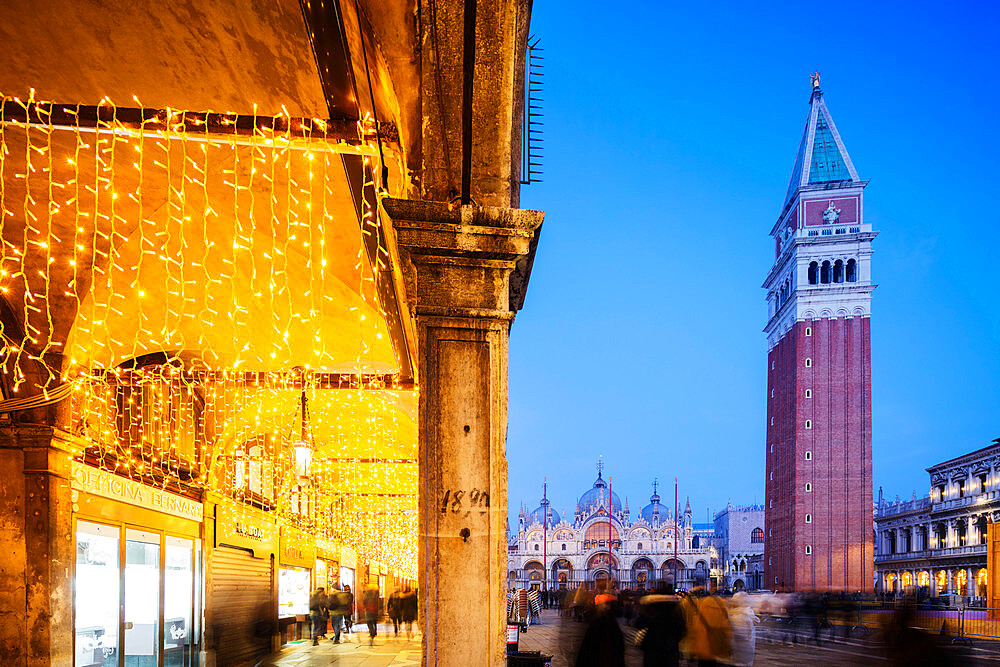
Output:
(508, 464), (718, 591)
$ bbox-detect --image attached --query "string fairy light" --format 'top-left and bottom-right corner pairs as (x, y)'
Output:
(0, 91), (418, 579)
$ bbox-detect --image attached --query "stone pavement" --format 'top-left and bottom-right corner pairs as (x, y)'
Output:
(515, 609), (1000, 666)
(264, 623), (421, 666)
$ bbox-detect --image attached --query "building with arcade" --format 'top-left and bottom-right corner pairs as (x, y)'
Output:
(507, 462), (718, 591)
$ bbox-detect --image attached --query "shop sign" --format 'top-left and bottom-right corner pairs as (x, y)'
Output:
(279, 524), (316, 568)
(215, 503), (275, 557)
(72, 461), (204, 522)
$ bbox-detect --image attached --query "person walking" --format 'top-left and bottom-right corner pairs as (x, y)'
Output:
(575, 592), (625, 667)
(328, 584), (351, 644)
(362, 584), (380, 646)
(401, 585), (418, 639)
(342, 584), (355, 635)
(635, 583), (687, 667)
(681, 589), (732, 667)
(726, 592), (759, 666)
(387, 588), (402, 636)
(308, 587), (327, 646)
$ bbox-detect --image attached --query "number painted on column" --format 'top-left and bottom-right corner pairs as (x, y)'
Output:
(439, 488), (491, 514)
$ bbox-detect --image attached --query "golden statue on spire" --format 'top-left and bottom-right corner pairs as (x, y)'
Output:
(811, 71), (821, 89)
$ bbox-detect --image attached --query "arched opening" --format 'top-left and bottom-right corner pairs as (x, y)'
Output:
(957, 519), (968, 546)
(808, 261), (818, 285)
(846, 258), (857, 282)
(833, 259), (844, 283)
(733, 579), (745, 592)
(978, 568), (988, 597)
(632, 558), (654, 590)
(918, 571), (930, 588)
(977, 516), (988, 545)
(750, 527), (764, 543)
(820, 260), (831, 284)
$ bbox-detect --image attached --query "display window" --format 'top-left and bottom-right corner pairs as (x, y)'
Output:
(278, 566), (311, 616)
(315, 560), (327, 591)
(74, 520), (201, 667)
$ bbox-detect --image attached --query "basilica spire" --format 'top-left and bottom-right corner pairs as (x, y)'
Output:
(781, 73), (861, 212)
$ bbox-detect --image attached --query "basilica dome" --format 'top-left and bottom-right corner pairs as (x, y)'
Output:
(528, 500), (560, 525)
(578, 471), (622, 516)
(639, 482), (670, 524)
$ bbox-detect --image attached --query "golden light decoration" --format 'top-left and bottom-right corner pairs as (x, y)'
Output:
(0, 91), (418, 579)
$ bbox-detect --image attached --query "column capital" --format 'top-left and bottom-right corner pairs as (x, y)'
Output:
(385, 198), (543, 315)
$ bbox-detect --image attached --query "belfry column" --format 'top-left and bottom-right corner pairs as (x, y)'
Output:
(386, 199), (542, 666)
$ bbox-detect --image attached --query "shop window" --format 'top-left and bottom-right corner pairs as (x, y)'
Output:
(279, 566), (311, 616)
(76, 521), (120, 666)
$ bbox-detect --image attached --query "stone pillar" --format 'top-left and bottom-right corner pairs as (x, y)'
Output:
(387, 198), (542, 666)
(0, 425), (76, 665)
(947, 569), (954, 595)
(968, 568), (976, 597)
(948, 520), (957, 548)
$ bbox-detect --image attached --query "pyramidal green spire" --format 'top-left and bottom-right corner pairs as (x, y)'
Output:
(782, 76), (860, 210)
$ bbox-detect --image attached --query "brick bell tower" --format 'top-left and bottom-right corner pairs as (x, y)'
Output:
(763, 74), (876, 592)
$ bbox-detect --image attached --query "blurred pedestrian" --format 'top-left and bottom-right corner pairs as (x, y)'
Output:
(635, 583), (686, 667)
(342, 584), (355, 635)
(401, 585), (418, 638)
(362, 584), (380, 646)
(575, 592), (625, 667)
(328, 584), (351, 643)
(387, 589), (402, 636)
(726, 592), (759, 666)
(308, 587), (327, 646)
(681, 588), (732, 667)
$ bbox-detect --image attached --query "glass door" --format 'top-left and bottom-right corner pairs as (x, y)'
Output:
(75, 521), (120, 667)
(164, 536), (194, 667)
(124, 528), (160, 667)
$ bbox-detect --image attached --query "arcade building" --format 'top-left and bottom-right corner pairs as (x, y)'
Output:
(508, 463), (718, 592)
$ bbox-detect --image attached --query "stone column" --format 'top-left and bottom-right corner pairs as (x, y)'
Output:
(948, 520), (957, 548)
(968, 568), (976, 597)
(387, 199), (542, 666)
(0, 425), (76, 665)
(947, 569), (954, 595)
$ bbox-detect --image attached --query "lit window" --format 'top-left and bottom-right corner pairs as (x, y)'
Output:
(805, 545), (812, 555)
(805, 451), (812, 461)
(805, 483), (812, 493)
(806, 513), (812, 523)
(805, 420), (812, 429)
(769, 499), (773, 508)
(805, 358), (812, 368)
(805, 389), (812, 399)
(770, 444), (774, 453)
(805, 327), (812, 336)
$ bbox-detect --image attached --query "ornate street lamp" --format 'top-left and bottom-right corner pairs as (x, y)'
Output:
(291, 386), (314, 481)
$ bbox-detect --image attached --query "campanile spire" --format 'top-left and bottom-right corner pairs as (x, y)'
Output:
(763, 78), (877, 593)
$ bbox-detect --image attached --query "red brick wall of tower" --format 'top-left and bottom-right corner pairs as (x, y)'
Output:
(764, 317), (873, 592)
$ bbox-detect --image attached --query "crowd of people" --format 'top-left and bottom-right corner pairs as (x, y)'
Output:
(307, 583), (419, 648)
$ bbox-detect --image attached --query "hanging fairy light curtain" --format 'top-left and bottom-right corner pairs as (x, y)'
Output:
(0, 92), (417, 578)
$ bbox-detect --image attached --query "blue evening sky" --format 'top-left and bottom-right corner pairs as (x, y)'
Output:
(509, 0), (1000, 524)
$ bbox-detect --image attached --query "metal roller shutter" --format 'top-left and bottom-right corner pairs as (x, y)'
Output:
(210, 547), (273, 666)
